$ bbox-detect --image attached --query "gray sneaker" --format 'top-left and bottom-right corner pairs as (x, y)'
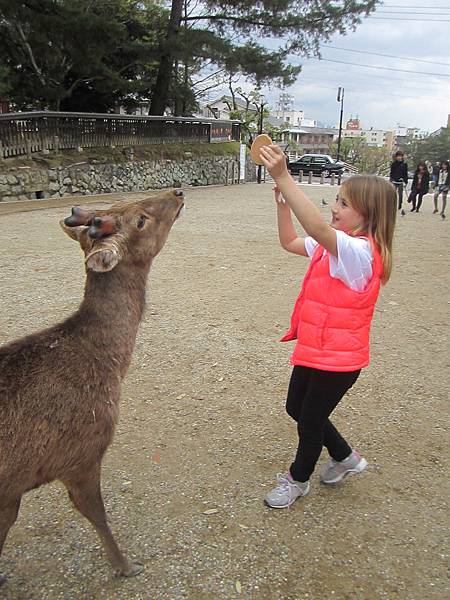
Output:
(320, 451), (368, 484)
(265, 473), (310, 509)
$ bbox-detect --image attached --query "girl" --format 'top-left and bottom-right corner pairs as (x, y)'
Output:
(433, 160), (449, 220)
(259, 145), (396, 509)
(408, 162), (430, 212)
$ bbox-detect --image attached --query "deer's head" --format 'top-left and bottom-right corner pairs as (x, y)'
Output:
(60, 189), (184, 272)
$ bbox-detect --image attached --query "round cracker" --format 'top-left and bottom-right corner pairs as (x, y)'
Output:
(250, 134), (273, 165)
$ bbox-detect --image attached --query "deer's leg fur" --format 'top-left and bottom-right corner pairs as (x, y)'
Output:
(0, 495), (22, 585)
(62, 467), (142, 578)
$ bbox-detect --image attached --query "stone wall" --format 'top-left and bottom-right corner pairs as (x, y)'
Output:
(0, 154), (257, 201)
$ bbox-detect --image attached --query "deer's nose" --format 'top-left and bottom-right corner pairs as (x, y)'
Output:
(174, 189), (184, 197)
(88, 215), (117, 238)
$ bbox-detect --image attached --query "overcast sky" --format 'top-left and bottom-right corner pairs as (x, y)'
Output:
(215, 1), (450, 133)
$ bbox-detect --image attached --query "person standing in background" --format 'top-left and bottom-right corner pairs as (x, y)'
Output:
(433, 160), (450, 220)
(389, 151), (408, 213)
(408, 162), (430, 212)
(431, 162), (441, 190)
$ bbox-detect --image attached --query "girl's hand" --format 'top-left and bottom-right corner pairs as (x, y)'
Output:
(260, 145), (290, 180)
(273, 185), (286, 205)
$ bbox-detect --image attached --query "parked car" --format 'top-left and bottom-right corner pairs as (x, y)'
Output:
(288, 154), (345, 177)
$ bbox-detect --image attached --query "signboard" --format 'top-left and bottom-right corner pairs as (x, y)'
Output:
(210, 123), (233, 142)
(239, 143), (246, 182)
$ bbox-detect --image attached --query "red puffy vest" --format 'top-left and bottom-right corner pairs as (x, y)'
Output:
(281, 240), (382, 372)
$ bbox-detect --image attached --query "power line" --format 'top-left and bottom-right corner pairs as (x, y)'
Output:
(381, 4), (450, 8)
(318, 70), (446, 91)
(298, 77), (450, 103)
(378, 10), (450, 15)
(368, 16), (450, 21)
(301, 59), (450, 91)
(316, 57), (450, 77)
(298, 70), (450, 103)
(321, 45), (450, 67)
(300, 71), (445, 92)
(302, 62), (447, 89)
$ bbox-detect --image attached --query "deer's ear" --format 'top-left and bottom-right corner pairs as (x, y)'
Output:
(85, 248), (119, 273)
(60, 221), (87, 242)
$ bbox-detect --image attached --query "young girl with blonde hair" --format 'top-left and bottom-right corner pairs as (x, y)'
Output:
(259, 145), (396, 509)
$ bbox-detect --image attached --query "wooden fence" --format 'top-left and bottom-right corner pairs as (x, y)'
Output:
(0, 112), (241, 159)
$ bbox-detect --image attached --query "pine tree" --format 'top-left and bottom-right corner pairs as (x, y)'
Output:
(149, 0), (379, 115)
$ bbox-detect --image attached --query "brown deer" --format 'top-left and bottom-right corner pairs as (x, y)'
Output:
(0, 189), (185, 584)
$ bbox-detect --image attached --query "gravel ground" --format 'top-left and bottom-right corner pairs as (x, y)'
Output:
(0, 183), (449, 600)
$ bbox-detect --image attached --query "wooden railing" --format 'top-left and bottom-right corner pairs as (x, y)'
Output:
(0, 112), (241, 159)
(340, 160), (358, 174)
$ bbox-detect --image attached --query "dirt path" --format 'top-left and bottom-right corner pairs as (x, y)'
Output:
(0, 183), (448, 600)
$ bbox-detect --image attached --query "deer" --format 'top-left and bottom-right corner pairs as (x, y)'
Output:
(0, 189), (185, 585)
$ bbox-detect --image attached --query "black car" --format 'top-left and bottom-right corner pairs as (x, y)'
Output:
(288, 154), (345, 177)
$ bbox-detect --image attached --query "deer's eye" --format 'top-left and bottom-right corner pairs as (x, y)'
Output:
(137, 215), (147, 229)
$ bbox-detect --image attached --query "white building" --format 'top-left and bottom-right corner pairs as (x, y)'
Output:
(272, 109), (316, 127)
(394, 125), (427, 139)
(281, 126), (337, 158)
(364, 128), (395, 148)
(364, 129), (384, 147)
(299, 117), (316, 127)
(198, 95), (258, 120)
(341, 129), (365, 140)
(273, 108), (302, 124)
(341, 128), (395, 149)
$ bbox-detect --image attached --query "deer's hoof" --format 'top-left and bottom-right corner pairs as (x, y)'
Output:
(114, 561), (144, 578)
(0, 571), (7, 586)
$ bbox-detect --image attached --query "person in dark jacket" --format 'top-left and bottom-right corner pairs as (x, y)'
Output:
(408, 162), (430, 212)
(433, 160), (450, 219)
(389, 151), (408, 211)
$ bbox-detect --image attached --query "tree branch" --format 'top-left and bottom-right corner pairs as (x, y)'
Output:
(184, 14), (269, 27)
(186, 0), (202, 18)
(62, 76), (103, 100)
(118, 62), (137, 75)
(228, 75), (236, 110)
(184, 11), (356, 33)
(193, 80), (229, 98)
(14, 22), (47, 87)
(192, 68), (226, 87)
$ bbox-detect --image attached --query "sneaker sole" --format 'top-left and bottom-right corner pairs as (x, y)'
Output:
(264, 485), (310, 509)
(320, 458), (368, 485)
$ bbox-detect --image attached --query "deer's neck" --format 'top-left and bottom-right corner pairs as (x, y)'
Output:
(74, 262), (152, 376)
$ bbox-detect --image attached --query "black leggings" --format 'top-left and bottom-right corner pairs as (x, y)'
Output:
(393, 183), (404, 209)
(286, 366), (360, 482)
(409, 191), (425, 211)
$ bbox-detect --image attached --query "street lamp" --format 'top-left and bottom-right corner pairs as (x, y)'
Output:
(257, 95), (266, 184)
(336, 87), (344, 162)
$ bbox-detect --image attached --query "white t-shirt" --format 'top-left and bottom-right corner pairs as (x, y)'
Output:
(438, 170), (448, 186)
(304, 230), (373, 292)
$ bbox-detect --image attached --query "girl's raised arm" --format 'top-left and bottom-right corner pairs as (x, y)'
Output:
(262, 145), (337, 256)
(273, 186), (308, 256)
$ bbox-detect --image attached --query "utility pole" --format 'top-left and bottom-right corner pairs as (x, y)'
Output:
(336, 87), (344, 162)
(257, 96), (265, 184)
